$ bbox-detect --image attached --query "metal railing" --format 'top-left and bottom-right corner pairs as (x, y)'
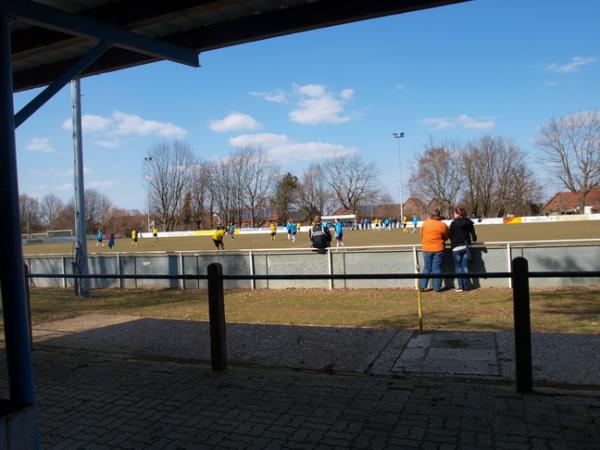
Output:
(25, 257), (600, 394)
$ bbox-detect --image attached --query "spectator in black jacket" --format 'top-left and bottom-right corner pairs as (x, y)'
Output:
(309, 216), (332, 253)
(449, 207), (477, 292)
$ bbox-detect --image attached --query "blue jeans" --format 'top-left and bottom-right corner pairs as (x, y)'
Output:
(453, 250), (469, 290)
(421, 251), (444, 291)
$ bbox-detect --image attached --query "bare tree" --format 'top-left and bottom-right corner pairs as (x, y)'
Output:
(190, 161), (213, 229)
(19, 194), (42, 235)
(296, 165), (335, 220)
(39, 193), (64, 229)
(240, 147), (276, 227)
(537, 111), (600, 211)
(320, 156), (379, 214)
(410, 141), (462, 217)
(146, 141), (196, 230)
(84, 189), (113, 231)
(209, 157), (236, 226)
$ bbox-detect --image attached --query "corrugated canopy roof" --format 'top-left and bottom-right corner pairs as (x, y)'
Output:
(9, 0), (468, 92)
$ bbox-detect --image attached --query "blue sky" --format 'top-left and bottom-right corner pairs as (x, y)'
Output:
(14, 0), (600, 210)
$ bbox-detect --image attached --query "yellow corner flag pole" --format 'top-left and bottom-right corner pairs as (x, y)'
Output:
(415, 264), (423, 333)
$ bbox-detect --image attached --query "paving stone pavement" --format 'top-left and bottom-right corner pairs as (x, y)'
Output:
(1, 348), (599, 449)
(29, 315), (600, 386)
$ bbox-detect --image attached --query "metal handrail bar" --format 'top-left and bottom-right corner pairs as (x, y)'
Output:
(27, 270), (600, 280)
(24, 237), (600, 258)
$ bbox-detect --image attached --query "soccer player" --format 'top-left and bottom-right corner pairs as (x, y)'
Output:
(96, 229), (104, 247)
(286, 222), (292, 240)
(212, 225), (225, 250)
(130, 228), (138, 247)
(412, 214), (419, 234)
(108, 232), (115, 249)
(334, 219), (344, 249)
(228, 223), (236, 240)
(152, 226), (158, 241)
(291, 222), (298, 242)
(270, 222), (277, 241)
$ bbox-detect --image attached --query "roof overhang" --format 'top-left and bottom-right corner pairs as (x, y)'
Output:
(8, 0), (470, 93)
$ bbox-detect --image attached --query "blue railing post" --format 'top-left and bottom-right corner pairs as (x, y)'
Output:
(511, 257), (533, 393)
(207, 263), (227, 371)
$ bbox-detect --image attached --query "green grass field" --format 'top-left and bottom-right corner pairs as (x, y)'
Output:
(15, 287), (600, 334)
(22, 220), (600, 255)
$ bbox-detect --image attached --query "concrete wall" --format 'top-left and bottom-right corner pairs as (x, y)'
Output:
(25, 243), (600, 290)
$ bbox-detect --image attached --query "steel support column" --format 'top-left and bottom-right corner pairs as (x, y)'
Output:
(0, 12), (37, 407)
(72, 79), (90, 297)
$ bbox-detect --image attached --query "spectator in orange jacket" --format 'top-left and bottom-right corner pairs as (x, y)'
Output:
(419, 209), (449, 292)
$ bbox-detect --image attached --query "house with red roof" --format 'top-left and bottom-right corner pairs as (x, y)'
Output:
(542, 188), (600, 214)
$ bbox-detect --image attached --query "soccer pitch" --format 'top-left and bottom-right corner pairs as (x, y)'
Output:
(23, 220), (600, 255)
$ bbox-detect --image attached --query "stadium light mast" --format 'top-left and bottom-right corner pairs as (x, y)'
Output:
(144, 156), (152, 232)
(72, 79), (89, 297)
(393, 132), (405, 223)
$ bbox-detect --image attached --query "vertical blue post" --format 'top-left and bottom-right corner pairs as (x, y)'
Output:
(0, 13), (37, 407)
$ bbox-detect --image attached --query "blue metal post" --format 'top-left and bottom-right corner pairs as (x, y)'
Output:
(0, 13), (37, 407)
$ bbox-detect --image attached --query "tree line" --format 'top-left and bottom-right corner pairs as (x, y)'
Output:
(20, 111), (598, 233)
(144, 142), (379, 230)
(19, 189), (145, 235)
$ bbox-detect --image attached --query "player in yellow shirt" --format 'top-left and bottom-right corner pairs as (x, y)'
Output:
(270, 222), (277, 241)
(212, 225), (225, 250)
(130, 228), (138, 247)
(152, 226), (159, 241)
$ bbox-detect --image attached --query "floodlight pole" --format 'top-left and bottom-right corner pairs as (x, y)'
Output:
(393, 132), (405, 222)
(72, 79), (89, 297)
(144, 156), (152, 231)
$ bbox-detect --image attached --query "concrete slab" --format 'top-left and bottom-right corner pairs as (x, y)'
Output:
(392, 331), (501, 377)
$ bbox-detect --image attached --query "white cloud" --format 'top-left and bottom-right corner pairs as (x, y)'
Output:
(266, 142), (357, 163)
(289, 84), (355, 125)
(298, 84), (327, 97)
(456, 114), (496, 129)
(422, 114), (495, 130)
(544, 80), (559, 87)
(62, 114), (113, 133)
(26, 137), (55, 153)
(395, 84), (406, 91)
(340, 89), (354, 100)
(229, 132), (357, 163)
(93, 139), (122, 149)
(250, 90), (286, 103)
(545, 56), (596, 74)
(421, 117), (455, 130)
(111, 111), (187, 139)
(229, 133), (289, 148)
(62, 111), (188, 145)
(209, 112), (262, 133)
(88, 180), (116, 189)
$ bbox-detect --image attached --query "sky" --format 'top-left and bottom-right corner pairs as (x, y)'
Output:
(13, 0), (600, 211)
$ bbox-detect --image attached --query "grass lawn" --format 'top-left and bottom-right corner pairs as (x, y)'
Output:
(11, 287), (600, 334)
(22, 220), (600, 255)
